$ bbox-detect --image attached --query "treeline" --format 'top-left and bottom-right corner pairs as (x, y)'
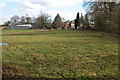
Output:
(4, 12), (65, 29)
(83, 2), (120, 34)
(4, 12), (52, 29)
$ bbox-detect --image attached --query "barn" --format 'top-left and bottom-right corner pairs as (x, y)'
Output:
(7, 24), (32, 29)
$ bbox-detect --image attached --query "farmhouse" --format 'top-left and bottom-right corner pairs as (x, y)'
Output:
(64, 20), (70, 29)
(7, 24), (32, 29)
(70, 21), (75, 29)
(64, 20), (75, 29)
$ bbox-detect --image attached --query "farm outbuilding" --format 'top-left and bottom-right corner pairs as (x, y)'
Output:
(7, 24), (32, 29)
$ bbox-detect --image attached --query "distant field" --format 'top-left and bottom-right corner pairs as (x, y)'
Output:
(2, 30), (118, 79)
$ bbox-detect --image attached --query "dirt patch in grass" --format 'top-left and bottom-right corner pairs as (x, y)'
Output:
(2, 63), (32, 79)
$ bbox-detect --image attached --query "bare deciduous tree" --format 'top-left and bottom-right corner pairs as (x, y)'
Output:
(83, 2), (119, 34)
(10, 15), (19, 22)
(20, 16), (26, 23)
(34, 12), (52, 29)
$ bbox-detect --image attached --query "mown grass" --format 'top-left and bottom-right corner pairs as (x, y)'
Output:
(2, 30), (118, 79)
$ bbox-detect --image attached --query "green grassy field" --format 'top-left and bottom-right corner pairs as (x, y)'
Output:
(2, 30), (118, 79)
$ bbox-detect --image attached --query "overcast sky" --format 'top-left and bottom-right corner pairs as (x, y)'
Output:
(0, 0), (87, 25)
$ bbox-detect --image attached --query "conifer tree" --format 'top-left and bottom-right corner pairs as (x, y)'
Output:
(80, 13), (84, 29)
(84, 14), (90, 30)
(80, 13), (84, 24)
(52, 14), (63, 29)
(74, 12), (80, 29)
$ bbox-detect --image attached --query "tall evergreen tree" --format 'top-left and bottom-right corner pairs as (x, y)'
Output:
(84, 14), (90, 30)
(52, 14), (63, 29)
(80, 13), (84, 24)
(80, 13), (84, 29)
(74, 12), (80, 29)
